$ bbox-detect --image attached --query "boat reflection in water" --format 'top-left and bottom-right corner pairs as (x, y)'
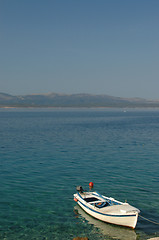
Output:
(74, 205), (137, 240)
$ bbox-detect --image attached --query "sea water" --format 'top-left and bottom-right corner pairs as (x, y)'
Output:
(0, 108), (159, 240)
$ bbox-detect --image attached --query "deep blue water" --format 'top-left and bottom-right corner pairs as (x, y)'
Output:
(0, 108), (159, 240)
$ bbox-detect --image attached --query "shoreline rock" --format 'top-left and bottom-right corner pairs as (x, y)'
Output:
(147, 238), (159, 240)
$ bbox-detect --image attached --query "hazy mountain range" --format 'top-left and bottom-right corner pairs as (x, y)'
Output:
(0, 92), (159, 108)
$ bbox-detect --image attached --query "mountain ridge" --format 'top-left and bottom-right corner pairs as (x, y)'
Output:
(0, 92), (159, 108)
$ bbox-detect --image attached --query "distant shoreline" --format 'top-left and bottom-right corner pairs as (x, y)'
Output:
(1, 106), (159, 110)
(1, 92), (159, 108)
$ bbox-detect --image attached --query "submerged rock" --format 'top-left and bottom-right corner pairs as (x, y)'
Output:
(73, 237), (89, 240)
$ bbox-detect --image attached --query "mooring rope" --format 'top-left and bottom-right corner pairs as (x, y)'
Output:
(139, 214), (159, 225)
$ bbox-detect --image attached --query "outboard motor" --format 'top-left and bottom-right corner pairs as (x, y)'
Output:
(76, 186), (84, 193)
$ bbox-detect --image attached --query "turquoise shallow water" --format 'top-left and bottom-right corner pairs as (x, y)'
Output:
(0, 108), (159, 240)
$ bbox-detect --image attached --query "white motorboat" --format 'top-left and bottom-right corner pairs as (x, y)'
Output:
(74, 185), (140, 229)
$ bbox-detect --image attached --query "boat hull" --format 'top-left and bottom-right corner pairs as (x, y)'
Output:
(78, 200), (138, 228)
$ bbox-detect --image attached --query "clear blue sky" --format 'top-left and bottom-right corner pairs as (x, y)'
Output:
(1, 0), (159, 99)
